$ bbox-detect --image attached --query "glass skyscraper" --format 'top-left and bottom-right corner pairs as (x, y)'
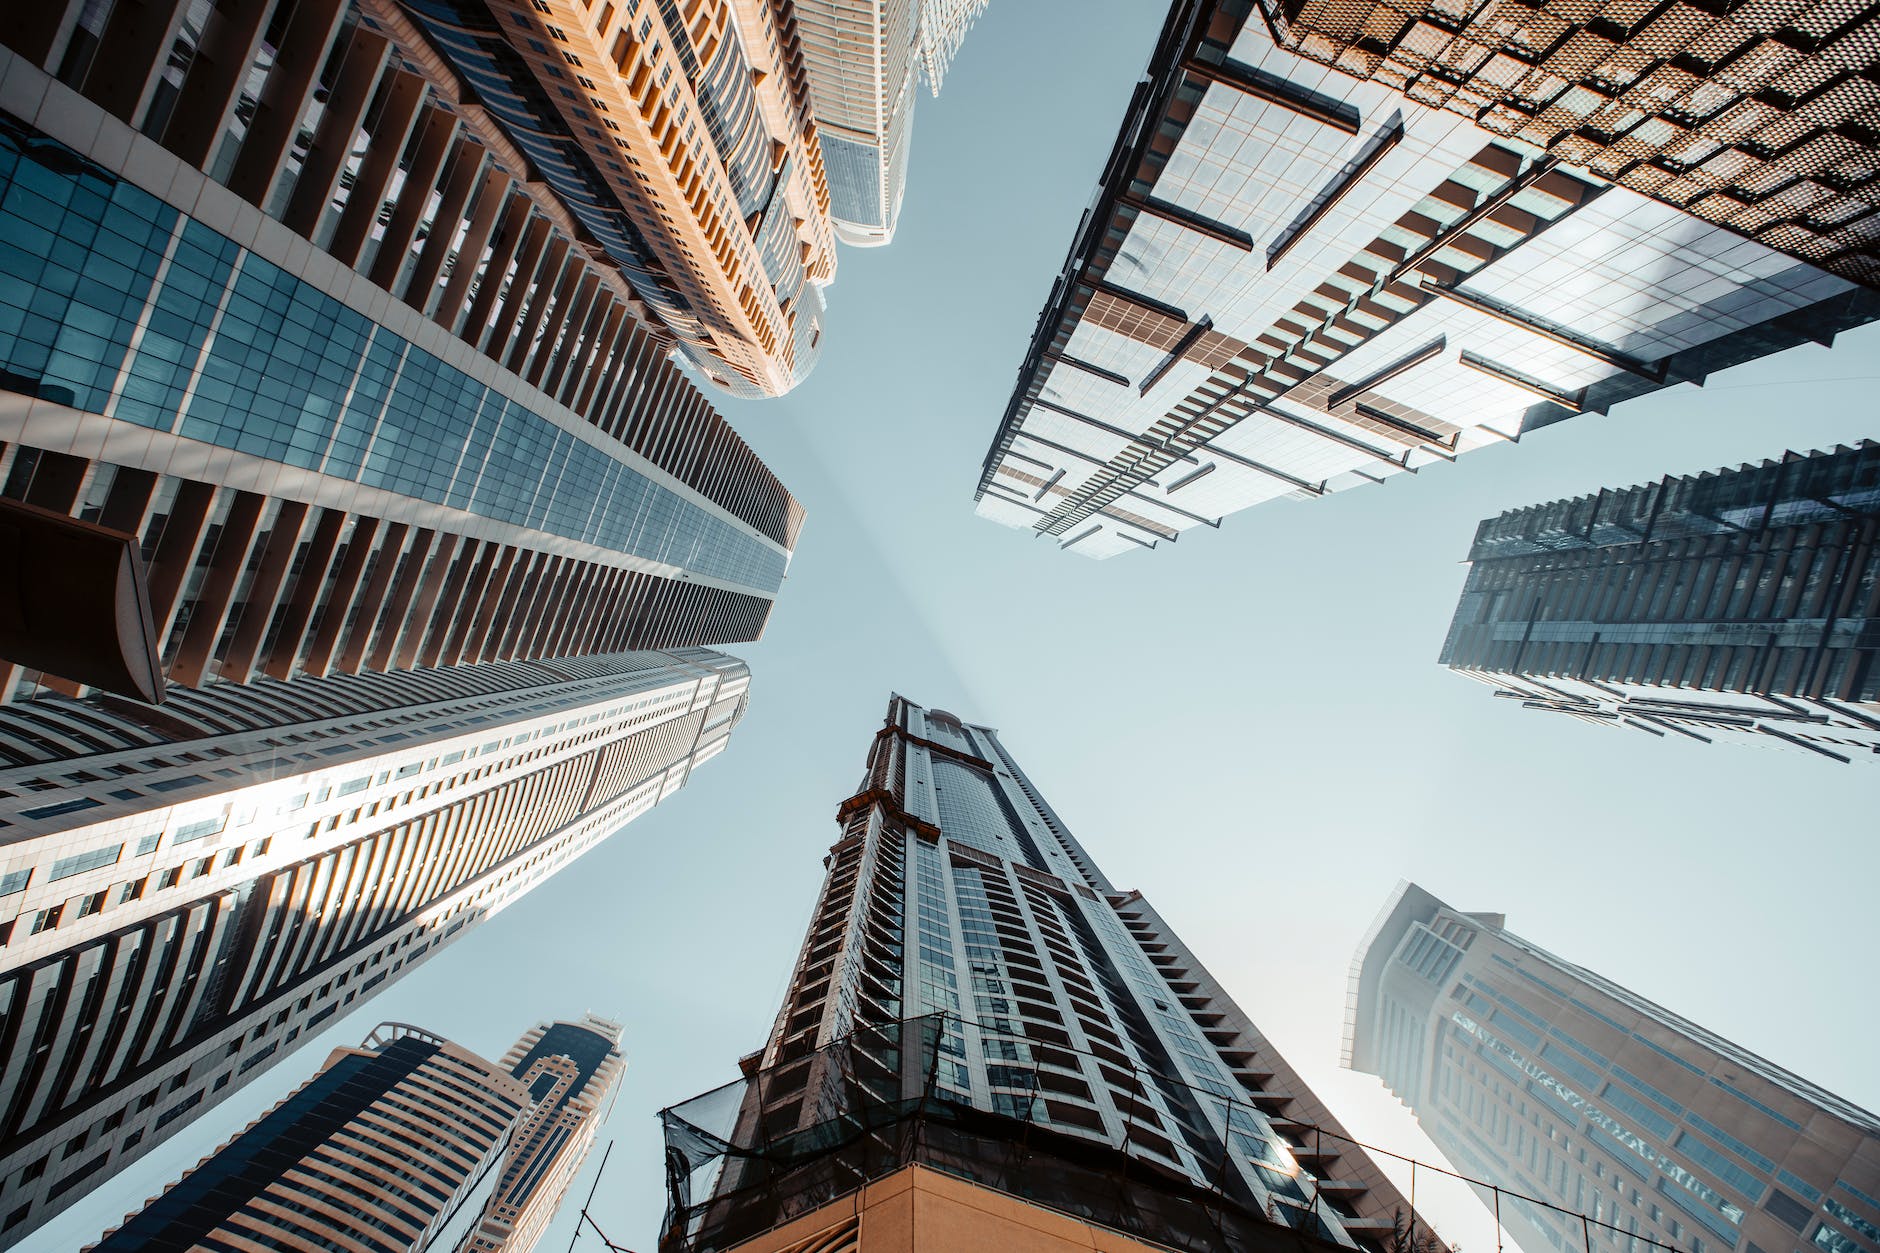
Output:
(660, 695), (1431, 1253)
(0, 5), (805, 1244)
(0, 648), (746, 1246)
(794, 0), (990, 247)
(0, 2), (802, 708)
(973, 0), (1879, 559)
(1347, 882), (1880, 1253)
(1439, 441), (1880, 764)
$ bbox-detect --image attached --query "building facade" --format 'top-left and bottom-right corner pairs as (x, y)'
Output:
(0, 0), (804, 705)
(463, 1014), (625, 1253)
(1439, 442), (1880, 764)
(88, 1022), (531, 1252)
(380, 0), (839, 397)
(973, 0), (1878, 559)
(794, 0), (989, 247)
(661, 695), (1430, 1252)
(1255, 0), (1879, 287)
(0, 647), (746, 1247)
(1347, 883), (1880, 1253)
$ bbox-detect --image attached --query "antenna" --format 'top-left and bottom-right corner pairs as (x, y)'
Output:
(565, 1141), (638, 1253)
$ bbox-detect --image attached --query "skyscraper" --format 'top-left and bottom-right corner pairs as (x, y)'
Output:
(378, 0), (839, 397)
(660, 695), (1431, 1252)
(973, 0), (1878, 559)
(0, 14), (803, 706)
(1248, 0), (1879, 286)
(794, 0), (990, 247)
(462, 1015), (625, 1253)
(89, 1015), (625, 1253)
(88, 1021), (531, 1252)
(1346, 882), (1880, 1253)
(0, 647), (747, 1247)
(1439, 442), (1880, 764)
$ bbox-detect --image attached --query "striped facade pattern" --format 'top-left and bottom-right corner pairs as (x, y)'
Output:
(0, 442), (778, 706)
(740, 697), (1426, 1248)
(1440, 442), (1880, 762)
(973, 0), (1876, 560)
(0, 6), (804, 707)
(385, 0), (838, 397)
(1264, 0), (1880, 286)
(0, 649), (747, 1247)
(0, 0), (802, 544)
(90, 1025), (531, 1252)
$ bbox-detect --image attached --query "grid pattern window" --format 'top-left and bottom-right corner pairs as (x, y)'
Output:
(931, 759), (1030, 863)
(0, 116), (785, 594)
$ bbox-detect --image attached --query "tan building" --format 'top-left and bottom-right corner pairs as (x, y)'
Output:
(681, 1164), (1306, 1253)
(379, 0), (840, 396)
(464, 1015), (627, 1252)
(88, 1022), (532, 1253)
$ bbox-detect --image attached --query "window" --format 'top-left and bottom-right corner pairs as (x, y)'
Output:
(20, 797), (103, 821)
(172, 814), (225, 845)
(0, 869), (28, 897)
(50, 844), (123, 882)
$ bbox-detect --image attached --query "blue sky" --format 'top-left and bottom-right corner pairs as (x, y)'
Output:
(43, 2), (1880, 1250)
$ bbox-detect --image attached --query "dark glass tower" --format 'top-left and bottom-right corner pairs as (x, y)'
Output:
(1439, 441), (1880, 763)
(1347, 883), (1880, 1253)
(662, 695), (1432, 1253)
(88, 1023), (529, 1253)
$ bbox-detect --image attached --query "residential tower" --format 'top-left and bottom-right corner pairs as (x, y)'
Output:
(1347, 882), (1880, 1253)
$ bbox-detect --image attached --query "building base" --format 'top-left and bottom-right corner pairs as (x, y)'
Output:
(710, 1164), (1196, 1253)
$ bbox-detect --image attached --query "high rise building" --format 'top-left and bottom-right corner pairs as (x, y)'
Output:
(1346, 882), (1880, 1253)
(463, 1014), (625, 1253)
(794, 0), (989, 247)
(0, 0), (805, 704)
(660, 695), (1431, 1252)
(1439, 442), (1880, 764)
(88, 1021), (532, 1252)
(1249, 0), (1879, 287)
(89, 1015), (625, 1253)
(973, 0), (1879, 559)
(374, 0), (839, 396)
(0, 647), (747, 1247)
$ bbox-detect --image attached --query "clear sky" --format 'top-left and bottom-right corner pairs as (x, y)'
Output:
(42, 3), (1880, 1250)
